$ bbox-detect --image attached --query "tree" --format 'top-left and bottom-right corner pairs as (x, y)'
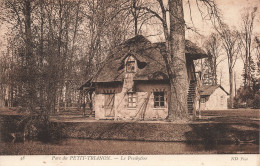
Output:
(217, 24), (241, 108)
(255, 37), (260, 75)
(0, 0), (91, 139)
(203, 33), (225, 85)
(1, 0), (133, 106)
(166, 0), (188, 120)
(239, 7), (258, 88)
(1, 0), (37, 113)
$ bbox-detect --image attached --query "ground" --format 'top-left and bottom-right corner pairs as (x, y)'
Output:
(1, 107), (258, 120)
(53, 108), (259, 120)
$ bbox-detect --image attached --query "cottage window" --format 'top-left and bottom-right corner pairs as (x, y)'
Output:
(126, 61), (135, 72)
(154, 92), (165, 108)
(128, 93), (137, 108)
(220, 96), (224, 105)
(201, 97), (206, 103)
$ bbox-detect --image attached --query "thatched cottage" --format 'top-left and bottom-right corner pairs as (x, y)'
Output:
(80, 35), (208, 120)
(199, 85), (229, 110)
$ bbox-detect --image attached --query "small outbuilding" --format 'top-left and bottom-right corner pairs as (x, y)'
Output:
(199, 85), (229, 110)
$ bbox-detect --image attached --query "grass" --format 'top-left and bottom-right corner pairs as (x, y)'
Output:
(201, 109), (260, 118)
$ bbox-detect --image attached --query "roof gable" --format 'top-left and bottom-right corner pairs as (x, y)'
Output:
(200, 85), (229, 96)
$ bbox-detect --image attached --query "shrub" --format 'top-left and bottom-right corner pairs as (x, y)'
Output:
(252, 94), (260, 109)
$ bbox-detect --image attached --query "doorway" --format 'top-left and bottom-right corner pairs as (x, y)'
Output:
(104, 93), (115, 117)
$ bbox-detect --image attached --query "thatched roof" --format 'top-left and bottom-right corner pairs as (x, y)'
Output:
(88, 35), (208, 84)
(200, 85), (229, 96)
(153, 40), (208, 60)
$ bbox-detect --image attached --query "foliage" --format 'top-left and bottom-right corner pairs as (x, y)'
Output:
(234, 79), (260, 109)
(241, 53), (257, 86)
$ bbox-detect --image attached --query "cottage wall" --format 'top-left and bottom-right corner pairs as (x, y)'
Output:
(93, 82), (169, 120)
(202, 88), (228, 110)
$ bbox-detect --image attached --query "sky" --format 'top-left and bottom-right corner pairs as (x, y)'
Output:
(0, 0), (260, 92)
(184, 0), (260, 92)
(185, 0), (260, 36)
(205, 0), (259, 92)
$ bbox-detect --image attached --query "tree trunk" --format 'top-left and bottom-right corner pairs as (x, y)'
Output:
(213, 57), (217, 85)
(244, 56), (249, 87)
(229, 67), (234, 108)
(234, 72), (237, 97)
(24, 0), (37, 114)
(132, 0), (138, 35)
(167, 0), (189, 121)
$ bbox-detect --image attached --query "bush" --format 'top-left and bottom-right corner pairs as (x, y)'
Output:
(234, 86), (260, 109)
(252, 94), (260, 109)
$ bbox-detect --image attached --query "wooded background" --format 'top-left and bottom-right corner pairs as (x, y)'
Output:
(0, 0), (259, 118)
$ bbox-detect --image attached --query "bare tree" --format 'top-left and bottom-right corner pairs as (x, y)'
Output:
(239, 7), (258, 87)
(203, 33), (225, 85)
(217, 24), (241, 108)
(1, 0), (37, 113)
(0, 0), (88, 128)
(255, 37), (260, 74)
(82, 0), (132, 79)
